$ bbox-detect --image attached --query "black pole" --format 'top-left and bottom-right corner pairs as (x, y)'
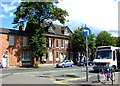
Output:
(86, 37), (89, 81)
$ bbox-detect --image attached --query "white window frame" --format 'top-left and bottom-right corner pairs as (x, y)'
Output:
(56, 39), (59, 48)
(49, 38), (53, 48)
(61, 39), (64, 48)
(9, 35), (14, 46)
(23, 36), (28, 46)
(65, 40), (68, 49)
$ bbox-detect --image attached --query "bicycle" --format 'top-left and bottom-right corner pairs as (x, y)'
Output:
(97, 66), (116, 84)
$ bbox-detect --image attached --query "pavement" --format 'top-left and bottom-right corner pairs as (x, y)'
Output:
(0, 64), (55, 70)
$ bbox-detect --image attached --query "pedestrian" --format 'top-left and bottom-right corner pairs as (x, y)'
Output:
(2, 50), (8, 68)
(76, 52), (80, 64)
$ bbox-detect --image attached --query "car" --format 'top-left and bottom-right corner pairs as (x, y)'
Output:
(77, 61), (93, 66)
(56, 60), (74, 68)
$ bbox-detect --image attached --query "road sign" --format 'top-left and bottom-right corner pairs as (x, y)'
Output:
(82, 27), (91, 81)
(82, 27), (91, 37)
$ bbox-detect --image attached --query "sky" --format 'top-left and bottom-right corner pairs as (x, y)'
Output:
(0, 0), (119, 36)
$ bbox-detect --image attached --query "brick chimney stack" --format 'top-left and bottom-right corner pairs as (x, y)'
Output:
(19, 24), (24, 31)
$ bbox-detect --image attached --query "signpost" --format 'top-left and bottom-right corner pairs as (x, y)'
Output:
(82, 27), (91, 81)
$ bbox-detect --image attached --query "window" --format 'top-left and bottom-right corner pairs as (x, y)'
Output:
(23, 36), (28, 46)
(113, 51), (115, 61)
(61, 39), (64, 48)
(64, 29), (69, 36)
(56, 39), (59, 48)
(9, 35), (14, 46)
(96, 50), (112, 59)
(49, 38), (53, 48)
(21, 51), (31, 61)
(65, 40), (68, 49)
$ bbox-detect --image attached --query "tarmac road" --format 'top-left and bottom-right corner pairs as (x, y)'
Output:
(0, 64), (120, 86)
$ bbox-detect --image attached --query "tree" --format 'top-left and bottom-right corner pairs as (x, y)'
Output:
(70, 27), (86, 54)
(70, 26), (95, 54)
(88, 34), (96, 49)
(29, 28), (46, 60)
(13, 2), (68, 28)
(13, 2), (68, 63)
(116, 37), (120, 47)
(96, 31), (116, 47)
(70, 26), (95, 63)
(88, 34), (96, 61)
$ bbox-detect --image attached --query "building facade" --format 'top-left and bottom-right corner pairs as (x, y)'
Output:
(44, 24), (73, 64)
(0, 24), (73, 67)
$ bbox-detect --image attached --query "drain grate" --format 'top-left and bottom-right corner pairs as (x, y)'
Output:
(39, 75), (50, 78)
(54, 74), (79, 78)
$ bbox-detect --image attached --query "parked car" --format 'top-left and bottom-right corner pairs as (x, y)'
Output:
(77, 61), (93, 66)
(56, 60), (74, 68)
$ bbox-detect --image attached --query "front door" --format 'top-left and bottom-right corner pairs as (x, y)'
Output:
(60, 52), (64, 62)
(49, 52), (53, 61)
(20, 51), (32, 67)
(117, 50), (120, 69)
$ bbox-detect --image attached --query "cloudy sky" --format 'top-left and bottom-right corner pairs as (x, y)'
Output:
(0, 0), (119, 36)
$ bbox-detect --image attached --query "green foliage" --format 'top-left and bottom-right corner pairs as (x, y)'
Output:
(88, 34), (96, 48)
(29, 28), (46, 58)
(96, 31), (116, 47)
(70, 27), (85, 53)
(33, 61), (39, 68)
(116, 37), (120, 47)
(13, 2), (68, 27)
(13, 2), (68, 60)
(70, 26), (95, 54)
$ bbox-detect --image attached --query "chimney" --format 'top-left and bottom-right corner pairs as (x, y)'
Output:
(19, 24), (24, 31)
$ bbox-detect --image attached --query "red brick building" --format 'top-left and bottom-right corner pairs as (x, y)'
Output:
(0, 24), (73, 67)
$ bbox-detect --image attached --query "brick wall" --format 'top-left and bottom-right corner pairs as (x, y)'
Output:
(0, 34), (8, 61)
(0, 33), (24, 67)
(46, 36), (71, 64)
(0, 32), (72, 66)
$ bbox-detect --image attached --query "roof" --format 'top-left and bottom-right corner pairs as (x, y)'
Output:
(0, 23), (73, 38)
(46, 23), (73, 36)
(0, 28), (27, 35)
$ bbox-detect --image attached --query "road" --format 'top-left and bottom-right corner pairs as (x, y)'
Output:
(0, 65), (120, 85)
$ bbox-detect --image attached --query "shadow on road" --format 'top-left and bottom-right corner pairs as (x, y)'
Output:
(89, 70), (98, 73)
(89, 69), (120, 73)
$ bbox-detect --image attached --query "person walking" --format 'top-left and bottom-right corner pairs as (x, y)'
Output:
(2, 50), (8, 68)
